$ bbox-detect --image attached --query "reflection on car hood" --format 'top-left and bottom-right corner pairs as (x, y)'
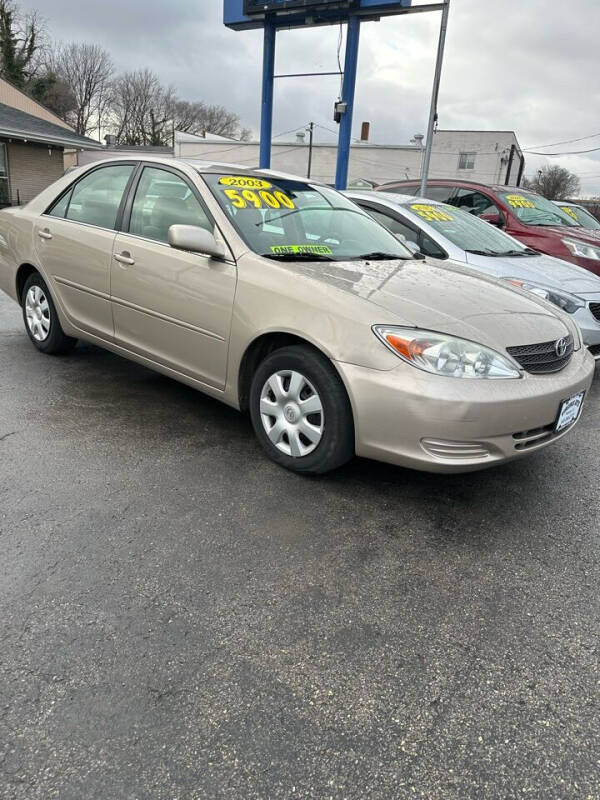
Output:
(465, 251), (600, 296)
(283, 257), (570, 349)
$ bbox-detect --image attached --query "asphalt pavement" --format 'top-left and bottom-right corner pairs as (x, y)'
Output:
(1, 291), (599, 800)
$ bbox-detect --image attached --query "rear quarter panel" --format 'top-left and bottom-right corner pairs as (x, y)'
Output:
(0, 207), (36, 302)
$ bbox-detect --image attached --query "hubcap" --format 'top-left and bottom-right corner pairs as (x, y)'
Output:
(25, 286), (51, 342)
(260, 370), (324, 458)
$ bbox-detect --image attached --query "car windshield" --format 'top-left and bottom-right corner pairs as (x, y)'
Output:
(402, 201), (530, 255)
(202, 173), (413, 261)
(556, 204), (600, 230)
(498, 190), (581, 228)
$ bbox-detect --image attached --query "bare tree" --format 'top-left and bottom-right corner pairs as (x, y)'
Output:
(172, 99), (249, 140)
(526, 165), (581, 200)
(110, 69), (176, 146)
(0, 0), (45, 88)
(46, 42), (114, 136)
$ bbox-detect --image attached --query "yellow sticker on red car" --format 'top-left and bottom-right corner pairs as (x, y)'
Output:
(505, 194), (535, 209)
(411, 204), (454, 222)
(560, 206), (578, 220)
(222, 188), (296, 210)
(219, 176), (272, 190)
(270, 245), (333, 255)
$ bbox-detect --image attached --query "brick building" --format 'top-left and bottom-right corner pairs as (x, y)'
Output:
(0, 77), (102, 206)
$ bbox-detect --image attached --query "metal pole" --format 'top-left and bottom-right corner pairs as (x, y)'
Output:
(335, 15), (361, 191)
(307, 122), (314, 179)
(419, 0), (450, 197)
(259, 21), (276, 169)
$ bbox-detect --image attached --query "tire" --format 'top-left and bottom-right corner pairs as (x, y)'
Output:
(21, 272), (77, 355)
(249, 344), (354, 475)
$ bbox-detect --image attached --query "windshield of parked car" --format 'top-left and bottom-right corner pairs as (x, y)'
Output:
(556, 204), (600, 230)
(402, 201), (531, 255)
(498, 190), (581, 228)
(202, 174), (413, 261)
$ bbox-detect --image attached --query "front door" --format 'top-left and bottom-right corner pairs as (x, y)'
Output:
(110, 165), (236, 390)
(33, 162), (136, 340)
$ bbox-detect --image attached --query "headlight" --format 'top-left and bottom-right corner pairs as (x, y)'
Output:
(505, 278), (585, 314)
(373, 326), (521, 379)
(563, 238), (600, 261)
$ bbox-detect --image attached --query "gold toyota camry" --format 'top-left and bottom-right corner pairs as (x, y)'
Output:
(0, 157), (594, 474)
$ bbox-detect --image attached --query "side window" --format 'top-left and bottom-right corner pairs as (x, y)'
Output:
(419, 233), (446, 259)
(48, 189), (72, 218)
(385, 184), (420, 196)
(129, 167), (212, 244)
(66, 165), (135, 229)
(451, 188), (496, 217)
(366, 208), (419, 245)
(423, 186), (456, 203)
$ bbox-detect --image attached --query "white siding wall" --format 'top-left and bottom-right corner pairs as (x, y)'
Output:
(175, 131), (522, 187)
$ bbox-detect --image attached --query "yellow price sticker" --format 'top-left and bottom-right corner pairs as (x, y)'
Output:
(219, 175), (272, 190)
(270, 245), (333, 255)
(560, 206), (578, 221)
(411, 204), (454, 222)
(505, 194), (536, 209)
(222, 188), (296, 210)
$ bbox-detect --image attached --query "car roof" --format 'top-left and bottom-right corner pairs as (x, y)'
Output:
(76, 155), (318, 185)
(345, 189), (444, 208)
(377, 178), (532, 195)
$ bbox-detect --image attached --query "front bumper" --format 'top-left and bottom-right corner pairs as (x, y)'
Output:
(336, 347), (595, 473)
(573, 304), (600, 354)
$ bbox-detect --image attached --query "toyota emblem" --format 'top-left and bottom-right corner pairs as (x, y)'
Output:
(555, 337), (568, 358)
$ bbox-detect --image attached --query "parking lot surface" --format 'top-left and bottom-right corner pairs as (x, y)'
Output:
(1, 291), (600, 800)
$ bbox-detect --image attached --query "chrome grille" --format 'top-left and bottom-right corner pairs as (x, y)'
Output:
(589, 302), (600, 322)
(506, 335), (574, 374)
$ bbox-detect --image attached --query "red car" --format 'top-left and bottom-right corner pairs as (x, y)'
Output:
(377, 179), (600, 276)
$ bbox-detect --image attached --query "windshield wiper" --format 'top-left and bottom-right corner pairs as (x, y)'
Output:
(465, 248), (500, 256)
(357, 251), (409, 261)
(260, 252), (336, 262)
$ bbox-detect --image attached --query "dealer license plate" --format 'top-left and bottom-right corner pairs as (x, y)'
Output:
(555, 391), (585, 432)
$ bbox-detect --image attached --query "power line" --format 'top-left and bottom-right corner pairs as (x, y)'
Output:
(524, 146), (600, 156)
(523, 132), (600, 150)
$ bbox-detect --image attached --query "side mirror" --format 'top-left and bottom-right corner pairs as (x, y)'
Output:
(168, 225), (226, 259)
(480, 211), (505, 228)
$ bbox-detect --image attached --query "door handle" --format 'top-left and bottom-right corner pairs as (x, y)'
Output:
(38, 228), (52, 240)
(114, 252), (135, 266)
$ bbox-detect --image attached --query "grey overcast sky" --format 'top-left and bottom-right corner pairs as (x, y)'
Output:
(23, 0), (600, 195)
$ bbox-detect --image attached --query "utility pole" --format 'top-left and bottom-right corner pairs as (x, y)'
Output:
(307, 122), (314, 179)
(419, 0), (450, 198)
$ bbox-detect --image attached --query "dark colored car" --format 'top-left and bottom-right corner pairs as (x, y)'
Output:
(377, 179), (600, 276)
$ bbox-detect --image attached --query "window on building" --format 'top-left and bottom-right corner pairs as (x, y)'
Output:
(458, 152), (476, 170)
(0, 143), (10, 206)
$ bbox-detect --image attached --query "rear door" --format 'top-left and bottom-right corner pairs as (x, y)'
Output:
(110, 164), (236, 390)
(34, 162), (137, 340)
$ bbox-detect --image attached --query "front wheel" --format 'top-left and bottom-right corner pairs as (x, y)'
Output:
(21, 272), (77, 355)
(249, 345), (354, 475)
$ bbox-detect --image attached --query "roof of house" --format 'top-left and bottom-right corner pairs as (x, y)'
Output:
(0, 103), (103, 150)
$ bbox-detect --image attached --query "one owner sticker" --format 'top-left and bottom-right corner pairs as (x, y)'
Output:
(270, 245), (333, 255)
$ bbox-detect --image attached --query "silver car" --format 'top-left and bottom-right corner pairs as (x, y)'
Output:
(347, 191), (600, 358)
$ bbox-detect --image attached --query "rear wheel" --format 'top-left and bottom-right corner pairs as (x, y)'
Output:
(21, 272), (77, 355)
(249, 345), (354, 474)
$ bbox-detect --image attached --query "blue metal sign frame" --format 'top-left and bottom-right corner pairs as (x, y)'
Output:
(223, 0), (416, 189)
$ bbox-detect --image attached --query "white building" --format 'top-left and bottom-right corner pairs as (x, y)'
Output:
(175, 129), (524, 188)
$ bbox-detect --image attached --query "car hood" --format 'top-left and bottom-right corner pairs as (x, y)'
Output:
(281, 257), (571, 350)
(465, 251), (600, 296)
(535, 225), (600, 244)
